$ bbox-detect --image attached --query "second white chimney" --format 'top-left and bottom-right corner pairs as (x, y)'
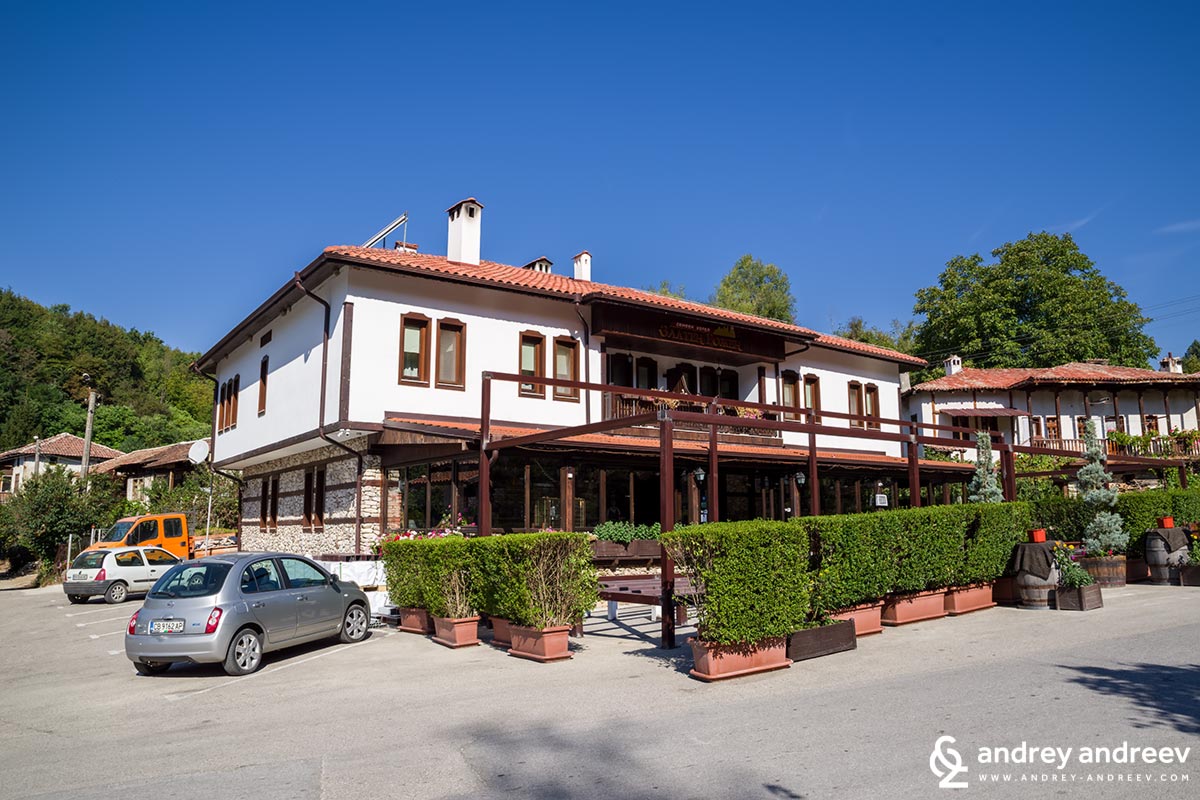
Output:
(944, 354), (963, 376)
(446, 197), (483, 264)
(573, 250), (592, 282)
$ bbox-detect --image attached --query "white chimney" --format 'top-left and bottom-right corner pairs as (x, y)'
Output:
(522, 256), (553, 274)
(944, 354), (963, 376)
(1160, 352), (1183, 374)
(446, 198), (483, 265)
(573, 250), (592, 282)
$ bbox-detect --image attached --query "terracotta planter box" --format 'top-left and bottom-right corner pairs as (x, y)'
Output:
(689, 637), (790, 682)
(829, 601), (884, 636)
(508, 624), (573, 663)
(1180, 565), (1200, 587)
(490, 616), (513, 647)
(1080, 555), (1126, 588)
(398, 607), (433, 634)
(432, 616), (481, 648)
(992, 576), (1020, 605)
(944, 583), (997, 616)
(1055, 584), (1103, 611)
(1125, 557), (1150, 583)
(882, 589), (948, 626)
(785, 620), (856, 662)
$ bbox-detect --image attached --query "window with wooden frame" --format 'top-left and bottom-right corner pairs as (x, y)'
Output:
(607, 353), (633, 387)
(1075, 416), (1089, 438)
(218, 382), (227, 432)
(848, 381), (865, 427)
(399, 313), (430, 385)
(269, 476), (280, 528)
(313, 468), (325, 529)
(951, 414), (970, 440)
(259, 478), (269, 529)
(1045, 415), (1060, 440)
(518, 331), (545, 397)
(780, 370), (801, 420)
(1104, 414), (1126, 434)
(230, 375), (239, 429)
(699, 366), (719, 398)
(1145, 415), (1160, 435)
(435, 318), (466, 389)
(303, 471), (314, 529)
(1030, 416), (1043, 438)
(863, 383), (880, 429)
(258, 356), (269, 416)
(718, 369), (739, 400)
(553, 337), (579, 400)
(635, 357), (657, 390)
(803, 374), (821, 423)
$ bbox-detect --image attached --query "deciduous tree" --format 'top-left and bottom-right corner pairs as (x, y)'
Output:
(711, 254), (795, 323)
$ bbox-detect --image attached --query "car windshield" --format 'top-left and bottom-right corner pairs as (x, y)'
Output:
(71, 551), (108, 569)
(101, 521), (135, 543)
(148, 562), (233, 599)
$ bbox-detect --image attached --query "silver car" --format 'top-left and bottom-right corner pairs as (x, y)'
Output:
(125, 552), (370, 676)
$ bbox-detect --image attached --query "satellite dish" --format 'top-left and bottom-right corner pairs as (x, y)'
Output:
(187, 440), (211, 465)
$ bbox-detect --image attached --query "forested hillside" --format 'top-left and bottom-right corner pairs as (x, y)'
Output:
(0, 288), (212, 452)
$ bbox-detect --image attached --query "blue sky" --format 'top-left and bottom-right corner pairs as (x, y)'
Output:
(2, 1), (1198, 361)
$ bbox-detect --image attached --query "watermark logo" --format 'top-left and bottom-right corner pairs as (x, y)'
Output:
(930, 736), (969, 789)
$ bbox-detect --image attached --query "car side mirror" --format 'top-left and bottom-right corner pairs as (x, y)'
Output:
(328, 575), (340, 590)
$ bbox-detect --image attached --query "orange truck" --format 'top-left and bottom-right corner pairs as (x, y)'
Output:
(86, 513), (236, 560)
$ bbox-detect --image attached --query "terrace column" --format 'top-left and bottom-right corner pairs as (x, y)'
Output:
(659, 411), (677, 649)
(686, 471), (701, 525)
(1137, 391), (1147, 435)
(1163, 391), (1172, 431)
(907, 434), (921, 508)
(598, 470), (607, 525)
(560, 466), (575, 532)
(478, 374), (492, 535)
(707, 417), (719, 523)
(807, 411), (820, 515)
(1054, 391), (1062, 439)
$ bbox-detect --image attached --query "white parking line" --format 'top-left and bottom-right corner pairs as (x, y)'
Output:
(76, 614), (134, 627)
(108, 650), (123, 656)
(66, 605), (140, 618)
(89, 630), (125, 639)
(165, 632), (393, 702)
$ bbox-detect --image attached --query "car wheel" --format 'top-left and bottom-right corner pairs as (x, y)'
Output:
(340, 603), (369, 643)
(134, 660), (171, 676)
(104, 582), (128, 604)
(223, 628), (263, 676)
(67, 595), (88, 604)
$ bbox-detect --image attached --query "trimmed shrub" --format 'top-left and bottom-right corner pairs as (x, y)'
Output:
(468, 534), (529, 621)
(808, 513), (898, 613)
(663, 521), (812, 645)
(470, 532), (598, 629)
(591, 521), (661, 544)
(1032, 495), (1090, 542)
(1115, 491), (1173, 554)
(418, 536), (475, 618)
(959, 503), (1033, 584)
(1169, 490), (1200, 527)
(381, 538), (425, 609)
(893, 506), (968, 592)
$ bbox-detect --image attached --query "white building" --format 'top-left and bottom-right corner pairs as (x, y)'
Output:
(197, 198), (969, 554)
(0, 433), (123, 498)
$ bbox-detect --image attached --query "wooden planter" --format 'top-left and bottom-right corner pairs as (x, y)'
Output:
(688, 637), (790, 682)
(508, 624), (573, 663)
(490, 616), (513, 647)
(590, 539), (660, 560)
(1145, 537), (1188, 586)
(829, 601), (884, 636)
(1080, 555), (1126, 587)
(882, 589), (948, 626)
(1180, 565), (1200, 586)
(1125, 557), (1150, 583)
(398, 607), (434, 635)
(992, 576), (1020, 605)
(786, 620), (856, 662)
(944, 583), (997, 615)
(626, 539), (662, 558)
(1055, 584), (1103, 611)
(432, 616), (481, 648)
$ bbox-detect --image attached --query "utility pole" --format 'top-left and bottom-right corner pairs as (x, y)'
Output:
(79, 374), (97, 482)
(33, 435), (41, 477)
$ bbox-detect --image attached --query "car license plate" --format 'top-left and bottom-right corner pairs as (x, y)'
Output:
(150, 619), (184, 634)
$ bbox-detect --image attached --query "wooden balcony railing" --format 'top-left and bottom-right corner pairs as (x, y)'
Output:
(1029, 435), (1200, 459)
(603, 392), (781, 438)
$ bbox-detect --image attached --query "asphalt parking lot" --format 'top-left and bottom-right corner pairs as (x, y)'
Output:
(1, 582), (1197, 800)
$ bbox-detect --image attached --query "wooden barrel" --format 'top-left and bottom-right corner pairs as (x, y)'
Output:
(1145, 536), (1171, 585)
(1080, 556), (1126, 587)
(1016, 568), (1058, 609)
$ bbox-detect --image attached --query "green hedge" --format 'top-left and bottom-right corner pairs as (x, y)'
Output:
(1170, 490), (1200, 527)
(591, 521), (661, 544)
(1031, 495), (1091, 542)
(959, 503), (1034, 585)
(417, 536), (474, 618)
(381, 538), (425, 609)
(805, 513), (899, 613)
(1029, 489), (1200, 554)
(662, 521), (812, 646)
(467, 534), (526, 621)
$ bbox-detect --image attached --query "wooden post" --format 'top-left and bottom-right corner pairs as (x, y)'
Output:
(425, 477), (432, 530)
(908, 434), (921, 508)
(523, 464), (531, 530)
(834, 479), (843, 515)
(807, 422), (820, 515)
(629, 470), (636, 524)
(400, 466), (409, 531)
(599, 469), (607, 524)
(855, 479), (862, 513)
(942, 483), (951, 505)
(1054, 392), (1062, 439)
(560, 466), (575, 532)
(790, 477), (801, 519)
(708, 409), (719, 522)
(1180, 466), (1189, 490)
(1163, 391), (1172, 431)
(687, 471), (700, 525)
(999, 445), (1016, 501)
(1138, 391), (1147, 435)
(659, 412), (677, 649)
(450, 461), (460, 525)
(479, 374), (492, 535)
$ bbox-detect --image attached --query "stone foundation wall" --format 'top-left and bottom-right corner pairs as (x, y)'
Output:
(240, 442), (383, 556)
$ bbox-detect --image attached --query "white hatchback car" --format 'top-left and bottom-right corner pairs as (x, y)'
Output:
(64, 546), (181, 604)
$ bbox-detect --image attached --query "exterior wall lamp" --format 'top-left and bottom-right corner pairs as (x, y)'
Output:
(693, 467), (706, 483)
(794, 471), (807, 487)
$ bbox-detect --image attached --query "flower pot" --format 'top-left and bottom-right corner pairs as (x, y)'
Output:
(992, 576), (1019, 605)
(490, 616), (513, 648)
(508, 624), (573, 663)
(397, 607), (433, 635)
(1054, 584), (1103, 611)
(1144, 537), (1189, 586)
(785, 621), (856, 662)
(882, 589), (947, 626)
(1016, 567), (1059, 610)
(432, 616), (481, 648)
(1180, 565), (1200, 587)
(1125, 557), (1150, 583)
(1158, 516), (1174, 529)
(1028, 528), (1047, 543)
(688, 637), (790, 682)
(1080, 555), (1126, 588)
(829, 601), (884, 636)
(944, 583), (997, 615)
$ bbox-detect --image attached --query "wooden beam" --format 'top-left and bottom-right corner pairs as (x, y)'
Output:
(907, 434), (921, 507)
(523, 464), (531, 530)
(598, 469), (607, 524)
(478, 374), (492, 535)
(659, 414), (676, 650)
(708, 421), (719, 523)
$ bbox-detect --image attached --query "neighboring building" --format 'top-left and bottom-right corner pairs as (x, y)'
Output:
(196, 198), (972, 555)
(908, 355), (1200, 461)
(0, 433), (124, 499)
(92, 439), (208, 502)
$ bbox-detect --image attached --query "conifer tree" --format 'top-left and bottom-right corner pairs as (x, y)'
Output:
(967, 433), (1004, 503)
(1079, 421), (1128, 555)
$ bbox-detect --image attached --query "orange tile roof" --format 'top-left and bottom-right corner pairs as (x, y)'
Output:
(913, 362), (1200, 392)
(0, 432), (123, 463)
(324, 246), (927, 367)
(383, 416), (973, 472)
(93, 440), (206, 474)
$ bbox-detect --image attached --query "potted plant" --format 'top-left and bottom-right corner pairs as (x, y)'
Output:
(1077, 422), (1128, 587)
(811, 515), (898, 636)
(664, 521), (808, 681)
(589, 521), (661, 561)
(1180, 532), (1200, 587)
(1052, 543), (1102, 611)
(422, 537), (480, 648)
(505, 532), (599, 663)
(381, 538), (433, 634)
(468, 535), (522, 648)
(881, 507), (964, 626)
(785, 617), (857, 662)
